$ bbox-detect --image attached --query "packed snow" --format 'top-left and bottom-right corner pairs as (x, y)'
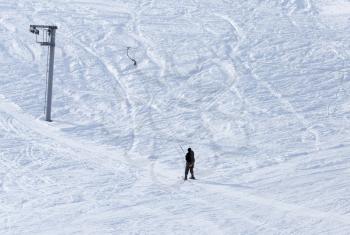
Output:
(0, 0), (350, 234)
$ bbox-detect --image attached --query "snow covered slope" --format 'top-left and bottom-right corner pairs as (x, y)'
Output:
(0, 0), (350, 234)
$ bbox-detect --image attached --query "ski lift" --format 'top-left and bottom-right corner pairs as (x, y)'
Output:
(127, 47), (137, 66)
(29, 24), (58, 122)
(29, 25), (57, 46)
(29, 25), (39, 35)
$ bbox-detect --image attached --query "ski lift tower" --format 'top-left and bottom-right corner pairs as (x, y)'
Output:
(29, 25), (57, 122)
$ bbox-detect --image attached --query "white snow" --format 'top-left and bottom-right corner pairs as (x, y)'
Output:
(0, 0), (350, 234)
(320, 0), (350, 16)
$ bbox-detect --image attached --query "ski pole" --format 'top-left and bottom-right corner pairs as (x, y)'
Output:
(179, 145), (185, 154)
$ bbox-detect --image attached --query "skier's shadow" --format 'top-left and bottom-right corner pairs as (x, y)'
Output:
(196, 179), (252, 189)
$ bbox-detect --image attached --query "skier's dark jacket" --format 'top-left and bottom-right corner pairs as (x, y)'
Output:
(186, 150), (195, 164)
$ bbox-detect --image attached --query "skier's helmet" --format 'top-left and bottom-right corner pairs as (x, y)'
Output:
(188, 148), (192, 152)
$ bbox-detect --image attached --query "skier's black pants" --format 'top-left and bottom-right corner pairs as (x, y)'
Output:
(185, 163), (194, 179)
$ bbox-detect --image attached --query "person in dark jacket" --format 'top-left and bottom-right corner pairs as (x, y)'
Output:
(185, 148), (195, 180)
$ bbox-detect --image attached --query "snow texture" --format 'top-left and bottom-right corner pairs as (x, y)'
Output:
(0, 0), (350, 234)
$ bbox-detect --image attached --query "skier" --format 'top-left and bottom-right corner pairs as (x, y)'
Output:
(184, 148), (195, 180)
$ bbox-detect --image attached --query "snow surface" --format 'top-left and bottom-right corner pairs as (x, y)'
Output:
(0, 0), (350, 234)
